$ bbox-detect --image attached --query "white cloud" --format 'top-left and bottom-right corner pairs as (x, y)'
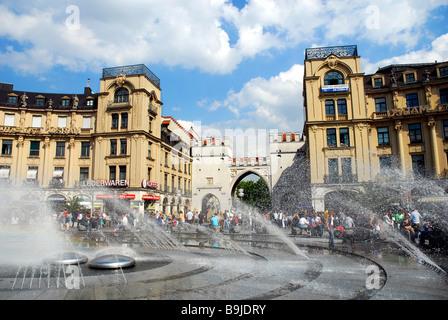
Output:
(0, 0), (445, 76)
(362, 32), (448, 74)
(202, 64), (304, 132)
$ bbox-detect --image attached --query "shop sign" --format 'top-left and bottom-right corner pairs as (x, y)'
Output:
(0, 126), (80, 135)
(80, 180), (129, 188)
(387, 105), (430, 117)
(321, 84), (349, 93)
(142, 195), (160, 200)
(141, 179), (158, 189)
(96, 194), (135, 200)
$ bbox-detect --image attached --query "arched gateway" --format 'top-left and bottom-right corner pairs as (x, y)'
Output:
(191, 132), (310, 213)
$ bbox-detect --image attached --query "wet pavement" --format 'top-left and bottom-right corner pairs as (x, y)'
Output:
(0, 227), (447, 300)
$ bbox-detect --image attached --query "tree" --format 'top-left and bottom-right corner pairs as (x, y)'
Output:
(236, 178), (271, 211)
(60, 196), (87, 215)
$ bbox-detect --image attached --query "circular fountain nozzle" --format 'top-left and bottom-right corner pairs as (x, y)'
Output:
(45, 252), (88, 265)
(88, 254), (135, 269)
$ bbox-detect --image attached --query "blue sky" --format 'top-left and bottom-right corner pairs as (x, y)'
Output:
(0, 0), (447, 156)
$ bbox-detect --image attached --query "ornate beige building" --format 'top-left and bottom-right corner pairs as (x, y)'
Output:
(0, 65), (193, 216)
(303, 45), (448, 211)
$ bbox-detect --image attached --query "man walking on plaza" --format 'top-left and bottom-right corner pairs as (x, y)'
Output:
(326, 210), (335, 250)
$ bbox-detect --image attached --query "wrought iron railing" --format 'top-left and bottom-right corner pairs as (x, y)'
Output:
(103, 64), (161, 89)
(306, 45), (358, 60)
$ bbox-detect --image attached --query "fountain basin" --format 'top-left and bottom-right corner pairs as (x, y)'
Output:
(88, 254), (135, 269)
(45, 252), (88, 265)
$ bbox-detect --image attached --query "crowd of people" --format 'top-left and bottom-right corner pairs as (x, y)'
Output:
(55, 203), (447, 250)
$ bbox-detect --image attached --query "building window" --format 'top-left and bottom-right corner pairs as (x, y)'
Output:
(328, 158), (339, 183)
(439, 66), (448, 77)
(412, 155), (425, 177)
(111, 113), (119, 128)
(114, 88), (129, 103)
(406, 93), (419, 108)
(1, 140), (13, 156)
(109, 166), (116, 180)
(62, 99), (71, 107)
(81, 142), (90, 157)
(86, 99), (94, 106)
(377, 127), (390, 145)
(147, 167), (152, 181)
(36, 97), (45, 106)
(119, 166), (127, 180)
(58, 116), (67, 128)
(405, 73), (416, 83)
(29, 141), (40, 157)
(339, 128), (350, 146)
(324, 71), (344, 85)
(325, 100), (335, 115)
(32, 116), (42, 128)
(409, 123), (422, 143)
(121, 113), (128, 128)
(4, 114), (15, 127)
(79, 167), (89, 182)
(444, 120), (448, 140)
(341, 158), (352, 182)
(149, 117), (153, 132)
(375, 97), (387, 112)
(207, 177), (213, 185)
(379, 156), (392, 173)
(148, 142), (152, 158)
(56, 142), (65, 157)
(327, 129), (337, 147)
(337, 99), (347, 115)
(8, 96), (18, 104)
(120, 139), (127, 155)
(110, 139), (117, 155)
(82, 117), (91, 129)
(441, 88), (448, 105)
(374, 78), (383, 87)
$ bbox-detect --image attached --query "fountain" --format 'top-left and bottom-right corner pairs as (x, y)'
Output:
(0, 179), (447, 301)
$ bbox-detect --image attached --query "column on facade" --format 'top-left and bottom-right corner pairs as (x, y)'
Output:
(394, 120), (406, 176)
(42, 137), (51, 187)
(15, 136), (24, 185)
(68, 137), (75, 187)
(427, 116), (440, 176)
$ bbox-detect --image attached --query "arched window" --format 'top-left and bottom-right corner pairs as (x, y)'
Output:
(324, 71), (344, 85)
(114, 88), (129, 103)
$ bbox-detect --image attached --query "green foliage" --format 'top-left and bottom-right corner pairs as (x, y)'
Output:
(59, 196), (87, 215)
(236, 178), (271, 211)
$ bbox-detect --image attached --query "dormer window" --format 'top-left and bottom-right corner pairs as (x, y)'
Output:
(405, 72), (416, 83)
(324, 71), (344, 85)
(61, 97), (71, 106)
(373, 77), (383, 87)
(7, 94), (18, 104)
(439, 66), (448, 78)
(36, 96), (45, 106)
(114, 88), (129, 103)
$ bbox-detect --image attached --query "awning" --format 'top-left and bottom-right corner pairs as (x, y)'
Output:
(53, 169), (63, 178)
(0, 167), (10, 179)
(26, 169), (38, 179)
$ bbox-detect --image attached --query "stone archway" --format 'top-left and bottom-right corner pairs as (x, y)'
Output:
(201, 193), (220, 220)
(324, 190), (360, 213)
(230, 170), (271, 211)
